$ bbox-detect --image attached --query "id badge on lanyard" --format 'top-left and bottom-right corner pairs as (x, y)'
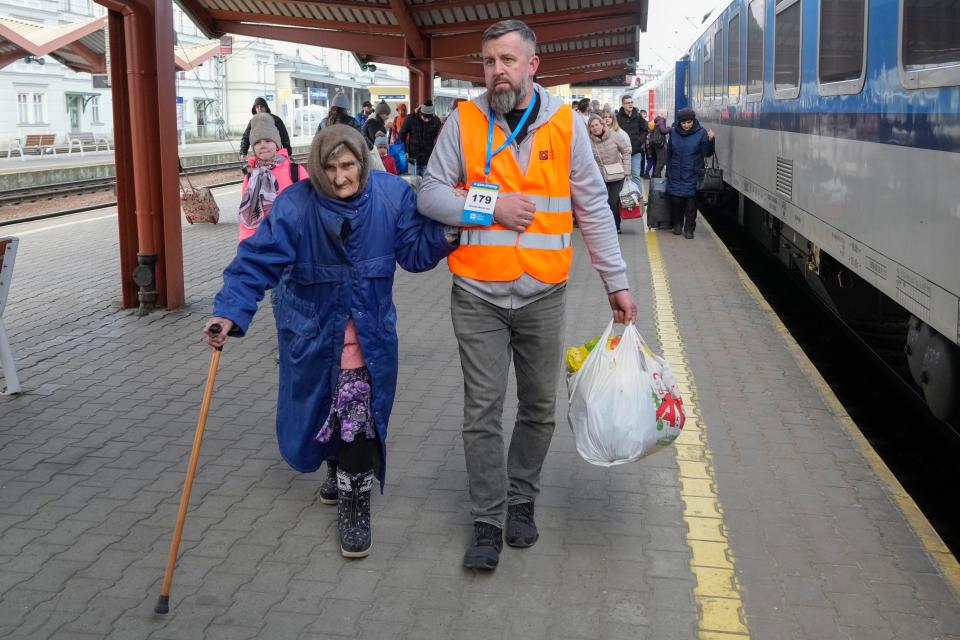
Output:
(460, 93), (537, 227)
(462, 182), (500, 226)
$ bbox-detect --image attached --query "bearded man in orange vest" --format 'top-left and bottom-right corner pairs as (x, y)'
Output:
(419, 19), (638, 571)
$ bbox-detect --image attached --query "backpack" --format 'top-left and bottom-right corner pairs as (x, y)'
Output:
(651, 127), (666, 149)
(289, 161), (300, 183)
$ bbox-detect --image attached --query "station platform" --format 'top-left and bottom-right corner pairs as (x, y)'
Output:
(0, 186), (957, 639)
(0, 137), (314, 192)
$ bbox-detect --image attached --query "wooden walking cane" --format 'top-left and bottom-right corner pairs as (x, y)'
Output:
(155, 324), (223, 615)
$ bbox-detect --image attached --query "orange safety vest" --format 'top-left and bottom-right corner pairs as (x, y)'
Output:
(449, 100), (574, 284)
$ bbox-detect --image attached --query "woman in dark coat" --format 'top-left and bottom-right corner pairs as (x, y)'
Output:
(363, 101), (391, 150)
(205, 125), (456, 558)
(319, 92), (362, 133)
(664, 107), (715, 239)
(239, 97), (292, 159)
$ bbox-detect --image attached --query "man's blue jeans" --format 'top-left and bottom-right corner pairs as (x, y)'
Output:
(630, 153), (645, 195)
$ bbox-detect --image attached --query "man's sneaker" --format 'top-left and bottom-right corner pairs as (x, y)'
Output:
(505, 502), (539, 548)
(672, 224), (683, 235)
(319, 460), (338, 505)
(684, 230), (695, 239)
(463, 522), (503, 570)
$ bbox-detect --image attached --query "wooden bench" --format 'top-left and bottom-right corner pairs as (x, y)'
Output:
(9, 134), (59, 159)
(0, 237), (20, 394)
(67, 131), (111, 156)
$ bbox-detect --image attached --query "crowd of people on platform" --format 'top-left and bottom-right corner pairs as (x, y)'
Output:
(221, 18), (716, 570)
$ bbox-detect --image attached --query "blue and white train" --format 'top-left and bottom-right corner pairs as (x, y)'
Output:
(641, 0), (960, 423)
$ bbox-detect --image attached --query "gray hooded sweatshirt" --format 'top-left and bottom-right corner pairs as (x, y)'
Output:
(418, 84), (629, 309)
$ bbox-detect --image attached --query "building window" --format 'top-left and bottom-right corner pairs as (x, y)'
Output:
(728, 13), (741, 102)
(747, 0), (764, 96)
(775, 0), (802, 96)
(713, 28), (724, 102)
(17, 93), (29, 123)
(819, 0), (866, 85)
(90, 96), (101, 123)
(33, 93), (46, 122)
(902, 0), (960, 69)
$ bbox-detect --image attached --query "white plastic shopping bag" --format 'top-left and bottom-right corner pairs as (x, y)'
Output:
(567, 321), (685, 466)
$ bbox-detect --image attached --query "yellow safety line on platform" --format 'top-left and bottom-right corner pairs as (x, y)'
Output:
(701, 218), (960, 600)
(645, 232), (751, 639)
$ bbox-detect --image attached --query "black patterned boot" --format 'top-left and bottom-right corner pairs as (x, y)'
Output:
(336, 469), (373, 558)
(319, 460), (338, 505)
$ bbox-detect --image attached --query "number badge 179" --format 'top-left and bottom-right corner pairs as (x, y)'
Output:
(461, 181), (500, 226)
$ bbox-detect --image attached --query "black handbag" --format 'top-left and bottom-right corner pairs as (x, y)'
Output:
(697, 153), (724, 194)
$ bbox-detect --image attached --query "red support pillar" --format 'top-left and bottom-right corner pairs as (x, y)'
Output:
(107, 9), (138, 308)
(408, 59), (433, 110)
(119, 0), (184, 311)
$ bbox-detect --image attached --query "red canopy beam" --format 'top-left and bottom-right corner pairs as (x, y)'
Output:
(432, 58), (482, 79)
(441, 46), (635, 64)
(539, 66), (628, 87)
(0, 49), (24, 68)
(63, 42), (106, 71)
(432, 16), (641, 58)
(420, 1), (645, 34)
(538, 51), (631, 74)
(206, 10), (402, 34)
(174, 0), (221, 38)
(387, 0), (427, 59)
(214, 21), (405, 58)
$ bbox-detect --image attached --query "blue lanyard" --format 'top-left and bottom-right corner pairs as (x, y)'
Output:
(485, 92), (537, 177)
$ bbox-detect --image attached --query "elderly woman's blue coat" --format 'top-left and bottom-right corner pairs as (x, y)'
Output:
(213, 171), (453, 483)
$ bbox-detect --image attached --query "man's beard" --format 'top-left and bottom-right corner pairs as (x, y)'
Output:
(488, 77), (530, 114)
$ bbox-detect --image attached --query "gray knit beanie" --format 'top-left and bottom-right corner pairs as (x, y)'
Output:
(373, 133), (388, 147)
(248, 113), (281, 150)
(308, 124), (371, 199)
(331, 92), (350, 110)
(375, 101), (391, 116)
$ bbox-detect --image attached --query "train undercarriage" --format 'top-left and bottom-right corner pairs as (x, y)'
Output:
(719, 190), (960, 426)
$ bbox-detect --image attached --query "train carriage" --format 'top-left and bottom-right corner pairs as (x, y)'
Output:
(645, 0), (960, 423)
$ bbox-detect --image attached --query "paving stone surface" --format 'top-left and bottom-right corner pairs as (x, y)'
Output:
(657, 220), (960, 639)
(0, 188), (955, 639)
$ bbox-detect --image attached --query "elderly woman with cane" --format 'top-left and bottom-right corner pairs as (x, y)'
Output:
(204, 125), (458, 558)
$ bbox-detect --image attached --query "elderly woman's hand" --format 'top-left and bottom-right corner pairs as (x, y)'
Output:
(204, 317), (234, 350)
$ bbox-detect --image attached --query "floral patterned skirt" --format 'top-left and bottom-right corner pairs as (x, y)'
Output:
(314, 367), (377, 444)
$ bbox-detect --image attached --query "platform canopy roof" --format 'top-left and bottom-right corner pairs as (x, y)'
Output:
(0, 15), (224, 73)
(0, 15), (108, 73)
(176, 0), (647, 86)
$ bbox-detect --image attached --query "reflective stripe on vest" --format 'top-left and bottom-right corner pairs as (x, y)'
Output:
(460, 229), (572, 250)
(448, 100), (575, 284)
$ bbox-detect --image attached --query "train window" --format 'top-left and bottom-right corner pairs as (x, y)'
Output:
(714, 28), (724, 102)
(774, 0), (802, 98)
(704, 39), (713, 100)
(900, 0), (960, 88)
(729, 12), (742, 102)
(746, 0), (764, 98)
(818, 0), (867, 94)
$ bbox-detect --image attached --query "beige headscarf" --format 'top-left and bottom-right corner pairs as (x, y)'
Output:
(307, 124), (371, 199)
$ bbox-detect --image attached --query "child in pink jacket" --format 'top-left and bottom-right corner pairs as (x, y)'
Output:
(238, 113), (309, 242)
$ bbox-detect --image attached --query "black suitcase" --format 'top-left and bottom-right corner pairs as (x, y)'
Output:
(647, 189), (671, 229)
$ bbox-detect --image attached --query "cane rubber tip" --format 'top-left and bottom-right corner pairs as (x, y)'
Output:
(154, 595), (170, 615)
(210, 323), (222, 335)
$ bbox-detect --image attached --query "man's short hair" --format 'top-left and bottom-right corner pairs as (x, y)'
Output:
(577, 98), (590, 112)
(621, 94), (633, 104)
(482, 19), (537, 56)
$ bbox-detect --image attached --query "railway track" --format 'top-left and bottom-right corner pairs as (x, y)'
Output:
(2, 154), (307, 226)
